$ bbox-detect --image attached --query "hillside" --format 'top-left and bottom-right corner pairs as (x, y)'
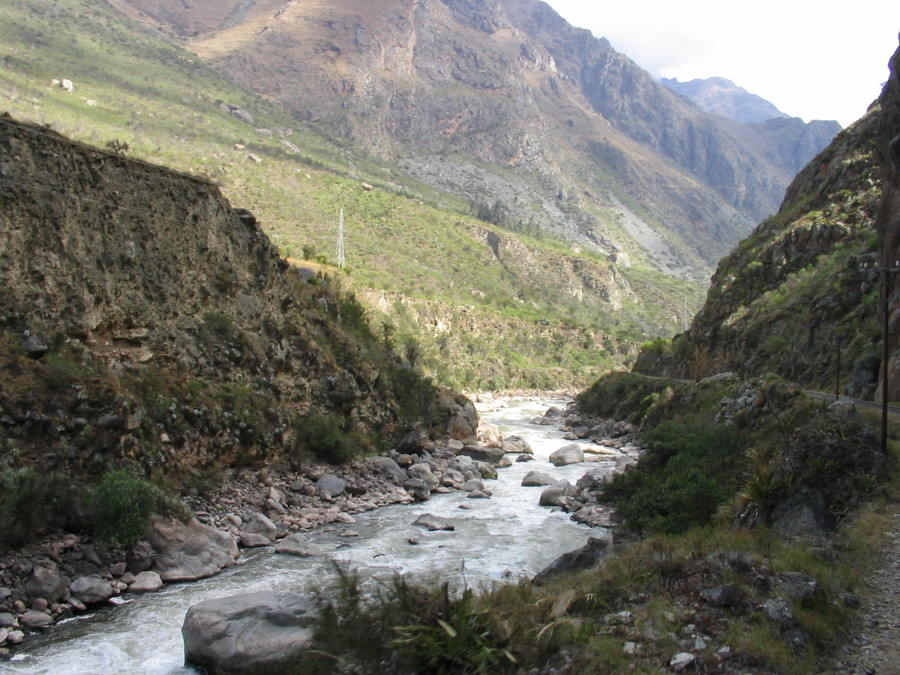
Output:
(0, 0), (707, 390)
(0, 112), (486, 543)
(633, 43), (898, 400)
(107, 0), (837, 277)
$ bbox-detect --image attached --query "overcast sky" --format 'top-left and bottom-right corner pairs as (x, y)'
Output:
(545, 0), (899, 127)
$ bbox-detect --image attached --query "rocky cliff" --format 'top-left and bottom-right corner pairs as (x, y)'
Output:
(107, 0), (838, 276)
(633, 40), (900, 397)
(0, 115), (467, 486)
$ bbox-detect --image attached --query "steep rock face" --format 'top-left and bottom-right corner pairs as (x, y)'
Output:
(634, 40), (900, 394)
(108, 0), (837, 275)
(0, 115), (409, 472)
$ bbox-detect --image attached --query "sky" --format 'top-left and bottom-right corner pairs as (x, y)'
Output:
(546, 0), (900, 127)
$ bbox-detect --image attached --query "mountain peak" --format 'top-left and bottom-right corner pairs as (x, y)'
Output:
(661, 75), (791, 124)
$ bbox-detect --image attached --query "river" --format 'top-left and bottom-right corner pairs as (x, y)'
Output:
(4, 398), (615, 674)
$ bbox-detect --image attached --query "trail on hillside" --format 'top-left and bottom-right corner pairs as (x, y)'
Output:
(828, 507), (900, 674)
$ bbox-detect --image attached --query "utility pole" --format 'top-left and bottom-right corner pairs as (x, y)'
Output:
(862, 259), (900, 453)
(336, 209), (346, 269)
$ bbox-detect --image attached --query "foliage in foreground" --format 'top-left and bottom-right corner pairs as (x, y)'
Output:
(305, 516), (888, 674)
(307, 567), (516, 674)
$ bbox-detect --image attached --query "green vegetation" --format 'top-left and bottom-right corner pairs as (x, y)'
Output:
(308, 568), (517, 674)
(299, 373), (891, 673)
(292, 414), (359, 465)
(0, 467), (71, 548)
(92, 469), (166, 547)
(601, 422), (746, 534)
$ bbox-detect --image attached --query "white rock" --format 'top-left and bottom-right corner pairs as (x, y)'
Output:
(670, 652), (695, 671)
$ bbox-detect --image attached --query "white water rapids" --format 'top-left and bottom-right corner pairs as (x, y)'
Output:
(4, 399), (616, 674)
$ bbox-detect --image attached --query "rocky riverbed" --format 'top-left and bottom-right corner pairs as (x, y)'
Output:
(0, 396), (642, 660)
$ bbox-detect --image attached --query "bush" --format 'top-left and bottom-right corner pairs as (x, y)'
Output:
(391, 367), (438, 426)
(0, 467), (55, 548)
(600, 421), (746, 534)
(294, 414), (357, 464)
(311, 567), (515, 674)
(92, 469), (160, 547)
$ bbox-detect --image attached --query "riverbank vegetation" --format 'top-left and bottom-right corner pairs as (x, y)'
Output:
(301, 372), (895, 673)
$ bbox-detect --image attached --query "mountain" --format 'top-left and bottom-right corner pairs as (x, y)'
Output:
(0, 0), (842, 389)
(106, 0), (838, 278)
(661, 76), (843, 174)
(633, 41), (900, 399)
(661, 76), (790, 124)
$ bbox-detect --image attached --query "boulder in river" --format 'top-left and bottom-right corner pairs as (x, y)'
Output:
(242, 512), (277, 542)
(501, 435), (533, 455)
(69, 575), (115, 604)
(521, 471), (556, 487)
(403, 477), (432, 502)
(182, 591), (317, 674)
(128, 571), (163, 593)
(408, 462), (440, 491)
(147, 516), (239, 582)
(275, 534), (324, 558)
(458, 444), (506, 465)
(413, 514), (455, 531)
(533, 536), (612, 584)
(549, 444), (584, 466)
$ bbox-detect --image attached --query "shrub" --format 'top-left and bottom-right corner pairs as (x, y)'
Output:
(0, 467), (54, 548)
(293, 414), (357, 464)
(600, 421), (746, 534)
(311, 567), (515, 674)
(92, 469), (159, 546)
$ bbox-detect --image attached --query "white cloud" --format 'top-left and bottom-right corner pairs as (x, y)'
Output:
(545, 0), (899, 126)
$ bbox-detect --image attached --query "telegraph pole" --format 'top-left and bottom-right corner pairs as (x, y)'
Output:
(336, 209), (346, 269)
(862, 259), (900, 453)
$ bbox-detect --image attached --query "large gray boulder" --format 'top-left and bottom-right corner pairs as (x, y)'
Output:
(182, 592), (317, 675)
(24, 565), (68, 602)
(533, 537), (612, 584)
(371, 457), (408, 485)
(408, 463), (440, 491)
(457, 444), (506, 465)
(501, 435), (533, 455)
(128, 571), (164, 593)
(549, 444), (584, 466)
(275, 534), (324, 558)
(522, 471), (556, 487)
(316, 473), (347, 498)
(413, 514), (455, 531)
(147, 516), (239, 582)
(69, 575), (114, 604)
(242, 512), (277, 542)
(404, 477), (432, 502)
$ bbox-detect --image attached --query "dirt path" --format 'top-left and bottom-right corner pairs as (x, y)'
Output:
(828, 509), (900, 674)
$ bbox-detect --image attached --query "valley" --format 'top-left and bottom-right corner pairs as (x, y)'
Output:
(1, 0), (899, 672)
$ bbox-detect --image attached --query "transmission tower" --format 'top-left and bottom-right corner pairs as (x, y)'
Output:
(336, 208), (346, 269)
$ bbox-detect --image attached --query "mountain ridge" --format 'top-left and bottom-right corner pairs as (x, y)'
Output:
(107, 0), (839, 278)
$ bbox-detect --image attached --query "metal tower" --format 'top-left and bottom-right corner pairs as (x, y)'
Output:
(336, 208), (346, 269)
